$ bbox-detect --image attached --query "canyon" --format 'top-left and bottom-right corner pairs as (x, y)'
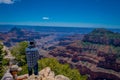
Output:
(1, 27), (120, 80)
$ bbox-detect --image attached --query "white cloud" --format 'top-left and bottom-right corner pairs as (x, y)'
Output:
(0, 0), (17, 4)
(42, 17), (49, 20)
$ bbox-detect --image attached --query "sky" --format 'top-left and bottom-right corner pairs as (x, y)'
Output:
(0, 0), (120, 28)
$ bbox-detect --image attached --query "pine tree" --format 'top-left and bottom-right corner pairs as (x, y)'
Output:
(0, 44), (3, 79)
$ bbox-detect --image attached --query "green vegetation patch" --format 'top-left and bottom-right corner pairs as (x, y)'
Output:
(11, 41), (28, 66)
(0, 43), (9, 79)
(0, 44), (3, 79)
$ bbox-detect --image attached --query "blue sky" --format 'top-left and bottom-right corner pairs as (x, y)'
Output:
(0, 0), (120, 28)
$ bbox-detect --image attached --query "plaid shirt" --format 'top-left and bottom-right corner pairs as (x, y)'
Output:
(26, 47), (39, 68)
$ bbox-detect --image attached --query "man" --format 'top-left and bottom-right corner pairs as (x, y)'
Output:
(1, 69), (13, 80)
(10, 65), (22, 80)
(25, 40), (39, 79)
(1, 65), (27, 80)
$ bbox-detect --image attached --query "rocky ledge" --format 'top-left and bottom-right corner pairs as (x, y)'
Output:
(18, 67), (70, 80)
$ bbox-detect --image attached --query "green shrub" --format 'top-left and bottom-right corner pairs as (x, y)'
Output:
(2, 59), (9, 66)
(11, 41), (28, 66)
(18, 64), (28, 75)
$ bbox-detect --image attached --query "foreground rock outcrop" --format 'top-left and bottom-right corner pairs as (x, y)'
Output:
(18, 67), (70, 80)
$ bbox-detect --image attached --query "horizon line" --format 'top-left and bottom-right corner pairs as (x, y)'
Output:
(0, 22), (120, 29)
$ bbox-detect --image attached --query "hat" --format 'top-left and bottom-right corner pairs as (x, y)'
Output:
(10, 65), (22, 72)
(28, 40), (36, 46)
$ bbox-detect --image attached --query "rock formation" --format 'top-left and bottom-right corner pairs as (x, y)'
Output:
(18, 67), (70, 80)
(83, 28), (120, 46)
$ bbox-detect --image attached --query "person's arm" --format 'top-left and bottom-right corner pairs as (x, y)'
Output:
(36, 48), (40, 60)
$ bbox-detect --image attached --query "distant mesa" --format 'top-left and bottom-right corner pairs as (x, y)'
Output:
(91, 28), (114, 34)
(9, 27), (21, 32)
(8, 27), (24, 36)
(83, 28), (120, 46)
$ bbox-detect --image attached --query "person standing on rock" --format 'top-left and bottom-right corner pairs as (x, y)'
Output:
(25, 40), (39, 79)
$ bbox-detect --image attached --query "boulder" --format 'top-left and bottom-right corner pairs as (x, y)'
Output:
(55, 75), (70, 80)
(39, 67), (55, 78)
